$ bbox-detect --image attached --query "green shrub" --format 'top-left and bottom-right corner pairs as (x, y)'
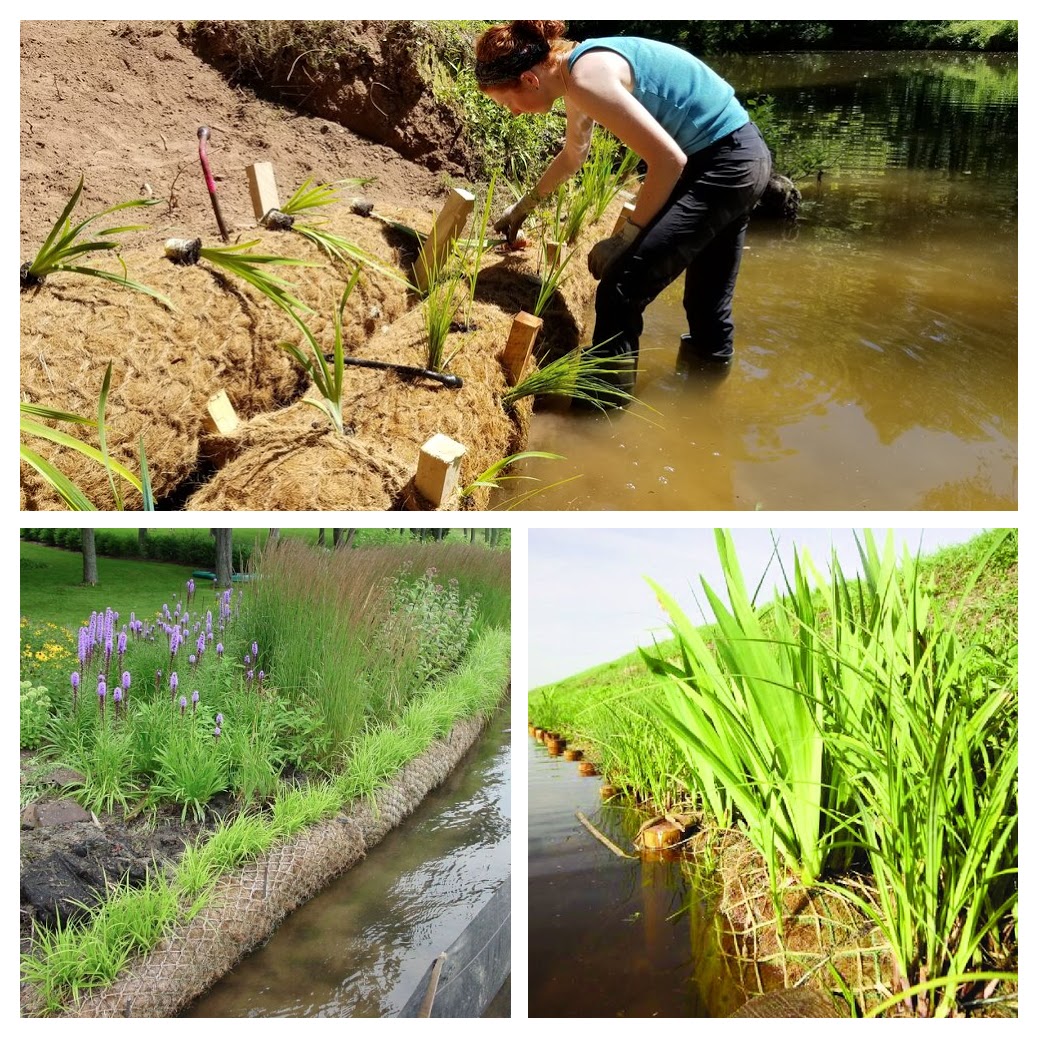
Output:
(20, 681), (53, 749)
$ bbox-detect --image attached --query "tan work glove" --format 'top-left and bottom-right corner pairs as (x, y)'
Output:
(588, 220), (642, 280)
(494, 191), (540, 244)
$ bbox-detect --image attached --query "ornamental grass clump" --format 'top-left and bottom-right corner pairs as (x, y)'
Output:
(640, 528), (1017, 1017)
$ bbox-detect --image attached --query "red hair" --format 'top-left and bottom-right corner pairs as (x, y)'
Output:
(474, 21), (571, 88)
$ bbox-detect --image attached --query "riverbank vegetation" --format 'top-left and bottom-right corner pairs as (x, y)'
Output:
(21, 533), (510, 1014)
(528, 529), (1017, 1017)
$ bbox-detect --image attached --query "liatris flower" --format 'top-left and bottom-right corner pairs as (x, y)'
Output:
(186, 578), (195, 604)
(196, 633), (206, 658)
(97, 674), (107, 715)
(251, 641), (259, 660)
(189, 654), (197, 667)
(71, 671), (80, 709)
(247, 669), (255, 685)
(258, 670), (265, 692)
(216, 712), (224, 726)
(244, 653), (251, 667)
(169, 626), (182, 659)
(121, 671), (131, 703)
(155, 669), (162, 694)
(170, 671), (179, 701)
(216, 642), (224, 658)
(113, 687), (122, 715)
(213, 724), (222, 742)
(179, 695), (187, 716)
(192, 690), (199, 712)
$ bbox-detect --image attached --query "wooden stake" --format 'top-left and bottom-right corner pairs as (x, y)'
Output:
(246, 162), (280, 223)
(415, 432), (467, 507)
(201, 390), (239, 436)
(414, 188), (475, 292)
(544, 240), (562, 270)
(611, 201), (637, 236)
(502, 311), (543, 386)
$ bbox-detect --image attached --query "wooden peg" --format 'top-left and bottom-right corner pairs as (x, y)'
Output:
(201, 390), (239, 436)
(611, 201), (637, 236)
(414, 188), (475, 292)
(502, 312), (543, 386)
(415, 432), (467, 507)
(246, 162), (281, 223)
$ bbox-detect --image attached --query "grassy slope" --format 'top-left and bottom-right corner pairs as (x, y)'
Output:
(532, 528), (1017, 705)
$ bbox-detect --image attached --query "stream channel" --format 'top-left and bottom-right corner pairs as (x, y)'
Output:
(529, 736), (740, 1018)
(182, 706), (511, 1018)
(496, 50), (1017, 511)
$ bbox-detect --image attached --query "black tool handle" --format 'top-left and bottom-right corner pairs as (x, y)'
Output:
(330, 355), (463, 389)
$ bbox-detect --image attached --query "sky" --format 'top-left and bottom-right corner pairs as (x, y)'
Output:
(527, 526), (989, 688)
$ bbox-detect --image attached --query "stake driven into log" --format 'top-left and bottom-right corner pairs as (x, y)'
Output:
(323, 354), (463, 389)
(197, 127), (230, 243)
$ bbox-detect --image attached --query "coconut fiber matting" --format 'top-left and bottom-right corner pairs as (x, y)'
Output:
(686, 829), (895, 1016)
(21, 190), (607, 511)
(20, 711), (492, 1018)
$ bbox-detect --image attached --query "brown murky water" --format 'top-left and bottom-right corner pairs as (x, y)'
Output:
(496, 52), (1017, 510)
(529, 737), (718, 1017)
(182, 708), (511, 1018)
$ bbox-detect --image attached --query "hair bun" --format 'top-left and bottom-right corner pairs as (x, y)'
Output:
(512, 20), (567, 45)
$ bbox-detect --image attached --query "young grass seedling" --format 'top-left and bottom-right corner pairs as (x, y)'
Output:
(277, 267), (364, 436)
(21, 174), (173, 309)
(20, 362), (153, 511)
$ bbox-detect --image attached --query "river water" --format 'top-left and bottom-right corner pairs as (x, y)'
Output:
(528, 737), (720, 1017)
(496, 51), (1017, 510)
(182, 707), (511, 1018)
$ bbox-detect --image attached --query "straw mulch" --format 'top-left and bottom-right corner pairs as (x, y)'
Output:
(20, 710), (494, 1019)
(21, 192), (608, 511)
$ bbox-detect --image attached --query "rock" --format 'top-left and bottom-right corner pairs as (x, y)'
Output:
(32, 799), (93, 826)
(42, 767), (87, 787)
(755, 174), (802, 221)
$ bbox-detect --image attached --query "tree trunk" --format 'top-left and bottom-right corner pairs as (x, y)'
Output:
(332, 528), (344, 548)
(317, 529), (326, 547)
(138, 528), (149, 554)
(343, 529), (356, 549)
(82, 529), (98, 586)
(212, 529), (233, 588)
(269, 528), (280, 543)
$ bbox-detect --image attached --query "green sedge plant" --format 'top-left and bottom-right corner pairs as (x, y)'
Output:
(20, 362), (154, 511)
(21, 175), (173, 309)
(277, 267), (364, 436)
(502, 344), (637, 412)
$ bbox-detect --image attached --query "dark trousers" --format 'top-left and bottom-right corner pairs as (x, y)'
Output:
(593, 122), (772, 383)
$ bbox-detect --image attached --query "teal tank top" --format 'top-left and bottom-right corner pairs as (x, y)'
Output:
(567, 37), (749, 155)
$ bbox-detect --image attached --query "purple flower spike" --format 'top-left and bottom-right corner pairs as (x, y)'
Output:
(189, 654), (197, 666)
(216, 712), (224, 726)
(247, 669), (255, 684)
(213, 725), (222, 741)
(244, 653), (251, 667)
(118, 631), (127, 656)
(114, 688), (122, 704)
(192, 690), (199, 712)
(252, 641), (259, 660)
(216, 643), (224, 658)
(71, 672), (80, 692)
(122, 671), (131, 693)
(179, 695), (187, 715)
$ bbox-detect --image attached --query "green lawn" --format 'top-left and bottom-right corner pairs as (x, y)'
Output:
(20, 542), (204, 632)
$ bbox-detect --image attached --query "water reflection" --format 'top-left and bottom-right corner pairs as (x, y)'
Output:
(529, 738), (704, 1017)
(496, 51), (1016, 510)
(183, 709), (511, 1018)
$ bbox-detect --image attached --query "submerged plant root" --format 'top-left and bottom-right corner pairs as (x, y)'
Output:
(20, 710), (496, 1018)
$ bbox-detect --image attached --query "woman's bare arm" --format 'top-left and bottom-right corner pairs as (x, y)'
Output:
(533, 103), (595, 198)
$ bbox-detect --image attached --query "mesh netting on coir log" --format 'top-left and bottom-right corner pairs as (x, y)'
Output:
(21, 191), (608, 510)
(684, 828), (895, 1016)
(20, 711), (494, 1018)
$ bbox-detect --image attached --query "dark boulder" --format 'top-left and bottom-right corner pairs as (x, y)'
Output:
(755, 174), (802, 221)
